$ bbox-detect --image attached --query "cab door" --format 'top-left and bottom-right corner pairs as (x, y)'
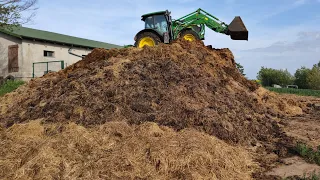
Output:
(153, 15), (169, 43)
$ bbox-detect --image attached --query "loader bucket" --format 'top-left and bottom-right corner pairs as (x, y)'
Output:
(228, 16), (248, 40)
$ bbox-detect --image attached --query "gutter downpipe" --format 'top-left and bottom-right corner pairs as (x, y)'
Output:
(68, 47), (84, 59)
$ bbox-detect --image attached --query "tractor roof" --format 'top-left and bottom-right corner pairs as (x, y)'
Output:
(141, 10), (167, 21)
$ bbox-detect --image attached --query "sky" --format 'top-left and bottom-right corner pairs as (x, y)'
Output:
(22, 0), (320, 79)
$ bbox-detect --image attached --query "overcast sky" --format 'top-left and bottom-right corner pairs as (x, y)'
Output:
(24, 0), (320, 79)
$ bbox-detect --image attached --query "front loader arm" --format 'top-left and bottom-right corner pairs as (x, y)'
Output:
(172, 8), (248, 40)
(172, 8), (228, 39)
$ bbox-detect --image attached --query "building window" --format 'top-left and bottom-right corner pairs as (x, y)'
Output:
(44, 50), (54, 57)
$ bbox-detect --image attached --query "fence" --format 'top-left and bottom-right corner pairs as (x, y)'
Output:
(32, 60), (65, 78)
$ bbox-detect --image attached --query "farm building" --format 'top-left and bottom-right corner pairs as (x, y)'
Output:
(0, 26), (122, 81)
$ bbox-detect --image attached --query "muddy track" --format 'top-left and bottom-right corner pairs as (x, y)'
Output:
(284, 111), (320, 149)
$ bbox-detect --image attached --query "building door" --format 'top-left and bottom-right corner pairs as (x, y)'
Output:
(8, 45), (19, 73)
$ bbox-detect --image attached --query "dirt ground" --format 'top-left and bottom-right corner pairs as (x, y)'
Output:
(282, 95), (320, 149)
(284, 112), (320, 149)
(263, 95), (320, 179)
(266, 156), (320, 178)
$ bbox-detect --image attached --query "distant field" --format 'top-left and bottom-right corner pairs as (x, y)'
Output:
(266, 87), (320, 97)
(0, 80), (25, 96)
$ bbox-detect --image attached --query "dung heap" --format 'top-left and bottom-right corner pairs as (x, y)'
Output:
(0, 39), (304, 179)
(0, 120), (255, 179)
(0, 40), (300, 145)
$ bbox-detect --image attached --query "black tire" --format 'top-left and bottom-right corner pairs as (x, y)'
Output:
(5, 75), (15, 81)
(0, 77), (4, 86)
(134, 31), (162, 48)
(179, 29), (201, 41)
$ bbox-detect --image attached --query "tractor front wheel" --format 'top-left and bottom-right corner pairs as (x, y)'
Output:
(179, 30), (200, 42)
(135, 32), (161, 48)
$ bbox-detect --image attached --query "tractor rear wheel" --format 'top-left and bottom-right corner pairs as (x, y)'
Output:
(179, 30), (200, 42)
(135, 32), (161, 48)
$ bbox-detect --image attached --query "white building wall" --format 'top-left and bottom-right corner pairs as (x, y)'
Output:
(20, 39), (92, 80)
(0, 33), (22, 78)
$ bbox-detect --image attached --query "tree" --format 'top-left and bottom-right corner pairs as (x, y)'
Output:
(257, 67), (294, 87)
(0, 0), (38, 28)
(293, 61), (320, 90)
(306, 64), (320, 90)
(236, 62), (245, 76)
(294, 66), (311, 89)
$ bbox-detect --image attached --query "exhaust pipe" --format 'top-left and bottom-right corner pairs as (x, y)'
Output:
(227, 16), (248, 40)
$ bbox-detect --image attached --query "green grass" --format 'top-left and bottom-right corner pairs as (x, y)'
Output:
(294, 142), (320, 165)
(266, 87), (320, 97)
(281, 143), (320, 180)
(301, 172), (320, 180)
(284, 171), (320, 180)
(0, 80), (25, 96)
(283, 143), (320, 180)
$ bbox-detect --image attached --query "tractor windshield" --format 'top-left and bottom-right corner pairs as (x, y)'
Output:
(154, 15), (168, 35)
(144, 14), (168, 35)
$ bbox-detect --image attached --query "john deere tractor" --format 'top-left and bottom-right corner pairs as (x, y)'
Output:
(134, 8), (248, 48)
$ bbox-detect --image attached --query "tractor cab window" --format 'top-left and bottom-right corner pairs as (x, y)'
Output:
(145, 16), (154, 29)
(154, 15), (168, 35)
(144, 14), (168, 35)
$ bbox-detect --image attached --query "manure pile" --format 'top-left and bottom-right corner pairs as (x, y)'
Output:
(0, 120), (254, 179)
(0, 40), (304, 179)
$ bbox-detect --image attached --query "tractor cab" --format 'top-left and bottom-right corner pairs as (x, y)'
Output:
(134, 10), (173, 48)
(141, 10), (172, 40)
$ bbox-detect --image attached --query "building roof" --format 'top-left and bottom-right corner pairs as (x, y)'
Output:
(0, 26), (123, 49)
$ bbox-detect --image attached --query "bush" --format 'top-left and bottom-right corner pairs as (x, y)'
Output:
(257, 61), (320, 90)
(257, 67), (294, 87)
(236, 62), (245, 76)
(294, 61), (320, 90)
(0, 80), (25, 96)
(295, 142), (320, 165)
(294, 67), (311, 89)
(306, 65), (320, 90)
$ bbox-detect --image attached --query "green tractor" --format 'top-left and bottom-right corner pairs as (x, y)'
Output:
(134, 8), (248, 48)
